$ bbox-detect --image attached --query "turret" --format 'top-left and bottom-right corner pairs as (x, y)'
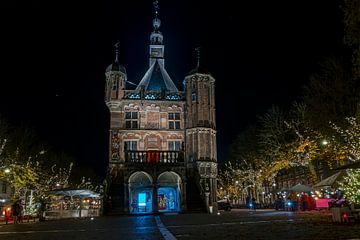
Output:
(185, 48), (218, 212)
(105, 43), (127, 101)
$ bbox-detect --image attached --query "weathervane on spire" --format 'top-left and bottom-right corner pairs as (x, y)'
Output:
(114, 41), (120, 63)
(153, 0), (159, 18)
(195, 46), (202, 68)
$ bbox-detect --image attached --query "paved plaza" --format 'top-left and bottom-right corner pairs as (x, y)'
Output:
(0, 209), (359, 240)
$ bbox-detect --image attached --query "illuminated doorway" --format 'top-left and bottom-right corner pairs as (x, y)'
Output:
(157, 171), (181, 212)
(128, 171), (153, 214)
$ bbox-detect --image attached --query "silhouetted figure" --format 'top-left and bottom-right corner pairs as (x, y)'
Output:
(11, 201), (21, 224)
(251, 197), (256, 211)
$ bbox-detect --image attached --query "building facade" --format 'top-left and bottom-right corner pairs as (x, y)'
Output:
(104, 4), (217, 214)
(0, 180), (13, 217)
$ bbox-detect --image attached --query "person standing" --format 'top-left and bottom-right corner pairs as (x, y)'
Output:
(11, 201), (20, 224)
(251, 197), (257, 211)
(4, 207), (11, 224)
(246, 196), (250, 208)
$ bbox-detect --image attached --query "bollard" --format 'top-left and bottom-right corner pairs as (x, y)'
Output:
(209, 205), (213, 214)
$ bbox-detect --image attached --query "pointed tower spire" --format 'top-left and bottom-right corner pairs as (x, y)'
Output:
(136, 0), (178, 92)
(195, 46), (201, 69)
(114, 41), (120, 63)
(186, 46), (209, 75)
(105, 41), (126, 74)
(149, 0), (164, 68)
(153, 0), (159, 20)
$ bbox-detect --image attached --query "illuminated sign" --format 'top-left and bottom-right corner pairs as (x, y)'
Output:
(138, 193), (146, 207)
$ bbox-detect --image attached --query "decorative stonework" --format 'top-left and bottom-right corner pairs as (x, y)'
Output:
(197, 162), (217, 178)
(104, 4), (217, 214)
(111, 130), (121, 160)
(107, 101), (121, 110)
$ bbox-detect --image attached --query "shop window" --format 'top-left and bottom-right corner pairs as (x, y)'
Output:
(158, 187), (178, 212)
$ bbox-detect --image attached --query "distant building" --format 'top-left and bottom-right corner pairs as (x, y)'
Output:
(104, 2), (217, 214)
(0, 181), (13, 213)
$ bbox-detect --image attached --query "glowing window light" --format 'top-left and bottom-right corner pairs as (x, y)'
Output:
(166, 95), (180, 100)
(145, 94), (156, 99)
(138, 193), (146, 207)
(129, 94), (140, 99)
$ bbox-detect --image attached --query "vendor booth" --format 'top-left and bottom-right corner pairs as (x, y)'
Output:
(45, 188), (101, 219)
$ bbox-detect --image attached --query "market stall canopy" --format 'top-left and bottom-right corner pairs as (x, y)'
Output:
(313, 170), (347, 189)
(333, 161), (360, 170)
(289, 184), (313, 193)
(47, 188), (100, 198)
(272, 187), (288, 194)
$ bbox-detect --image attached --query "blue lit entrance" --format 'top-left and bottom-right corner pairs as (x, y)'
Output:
(157, 171), (181, 213)
(129, 172), (153, 214)
(158, 187), (178, 212)
(128, 171), (181, 214)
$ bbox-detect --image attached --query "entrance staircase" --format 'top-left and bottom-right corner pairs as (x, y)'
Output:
(106, 183), (125, 215)
(186, 173), (206, 213)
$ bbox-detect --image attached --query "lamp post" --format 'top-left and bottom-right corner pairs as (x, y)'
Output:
(322, 140), (329, 146)
(235, 181), (239, 205)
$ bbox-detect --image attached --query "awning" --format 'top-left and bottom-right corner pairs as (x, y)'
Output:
(313, 170), (347, 189)
(289, 183), (313, 193)
(47, 188), (100, 199)
(333, 161), (360, 170)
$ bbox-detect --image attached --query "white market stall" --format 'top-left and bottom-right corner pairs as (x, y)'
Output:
(45, 188), (101, 219)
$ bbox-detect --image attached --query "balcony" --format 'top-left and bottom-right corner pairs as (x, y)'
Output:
(123, 90), (184, 101)
(124, 150), (184, 164)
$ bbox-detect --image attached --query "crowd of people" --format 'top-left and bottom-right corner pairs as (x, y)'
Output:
(274, 192), (316, 211)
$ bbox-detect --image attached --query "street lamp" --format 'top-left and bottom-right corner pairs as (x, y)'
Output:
(322, 140), (329, 146)
(4, 168), (10, 174)
(235, 181), (239, 204)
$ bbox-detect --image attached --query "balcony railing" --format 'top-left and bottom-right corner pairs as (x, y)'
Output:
(124, 150), (184, 164)
(123, 90), (184, 101)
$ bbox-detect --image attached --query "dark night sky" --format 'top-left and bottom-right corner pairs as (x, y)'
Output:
(0, 1), (342, 177)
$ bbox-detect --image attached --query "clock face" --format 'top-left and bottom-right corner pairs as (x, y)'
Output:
(151, 48), (163, 57)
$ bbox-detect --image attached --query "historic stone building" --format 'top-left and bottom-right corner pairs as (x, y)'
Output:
(104, 3), (217, 214)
